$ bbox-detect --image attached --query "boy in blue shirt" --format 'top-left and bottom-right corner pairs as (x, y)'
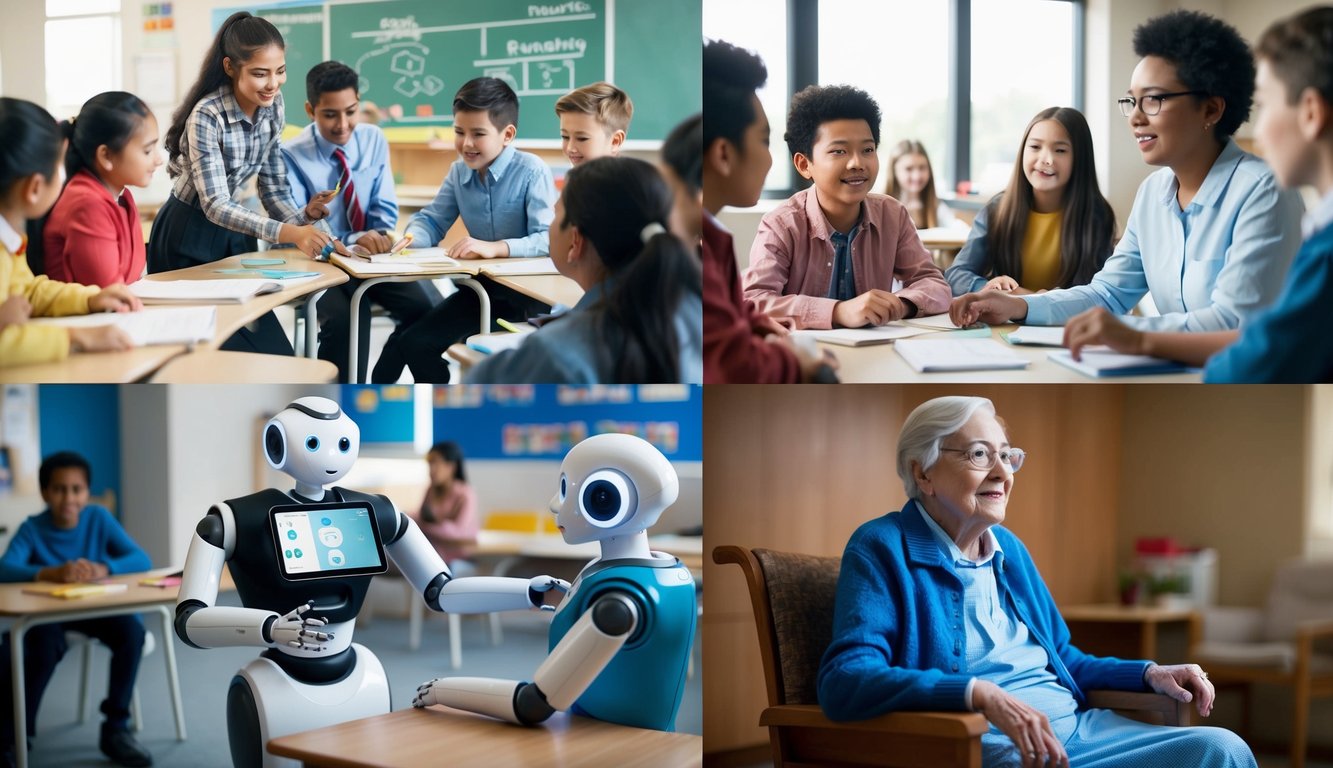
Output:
(1061, 7), (1333, 383)
(282, 61), (441, 383)
(377, 77), (557, 383)
(0, 452), (152, 767)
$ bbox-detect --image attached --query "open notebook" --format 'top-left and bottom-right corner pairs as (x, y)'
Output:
(354, 247), (458, 266)
(30, 306), (217, 346)
(130, 277), (316, 303)
(895, 338), (1030, 372)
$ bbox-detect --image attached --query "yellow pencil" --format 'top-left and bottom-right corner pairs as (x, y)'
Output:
(496, 318), (523, 333)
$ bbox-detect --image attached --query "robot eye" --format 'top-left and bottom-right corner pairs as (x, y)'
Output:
(306, 436), (320, 452)
(338, 437), (351, 453)
(559, 473), (567, 502)
(579, 469), (635, 528)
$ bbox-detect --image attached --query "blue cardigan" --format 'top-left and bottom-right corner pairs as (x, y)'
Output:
(817, 502), (1150, 721)
(0, 504), (151, 582)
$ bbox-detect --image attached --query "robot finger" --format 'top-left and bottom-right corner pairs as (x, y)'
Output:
(301, 616), (328, 628)
(300, 629), (332, 642)
(538, 604), (556, 613)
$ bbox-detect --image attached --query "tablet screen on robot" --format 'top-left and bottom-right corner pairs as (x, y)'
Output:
(269, 501), (388, 580)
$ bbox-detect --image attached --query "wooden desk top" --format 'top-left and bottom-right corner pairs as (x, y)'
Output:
(917, 226), (970, 249)
(0, 345), (186, 383)
(1061, 603), (1199, 623)
(828, 325), (1203, 383)
(484, 271), (583, 309)
(0, 567), (232, 617)
(149, 350), (338, 383)
(267, 707), (702, 768)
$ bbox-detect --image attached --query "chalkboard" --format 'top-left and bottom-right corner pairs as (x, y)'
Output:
(218, 0), (700, 142)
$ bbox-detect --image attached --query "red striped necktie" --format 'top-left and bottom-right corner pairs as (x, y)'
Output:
(332, 148), (365, 233)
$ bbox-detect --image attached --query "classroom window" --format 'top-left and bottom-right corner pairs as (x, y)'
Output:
(45, 2), (122, 118)
(703, 0), (791, 193)
(1308, 388), (1333, 554)
(46, 0), (119, 15)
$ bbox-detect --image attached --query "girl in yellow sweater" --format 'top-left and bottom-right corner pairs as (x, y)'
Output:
(0, 97), (139, 366)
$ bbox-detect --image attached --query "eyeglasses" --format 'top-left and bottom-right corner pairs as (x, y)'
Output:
(940, 446), (1026, 473)
(1117, 91), (1207, 117)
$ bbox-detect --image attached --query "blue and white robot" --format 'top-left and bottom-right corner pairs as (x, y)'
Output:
(175, 397), (567, 767)
(412, 433), (697, 731)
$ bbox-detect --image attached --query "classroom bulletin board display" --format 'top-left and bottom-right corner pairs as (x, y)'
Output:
(34, 385), (122, 504)
(217, 0), (701, 143)
(343, 385), (700, 460)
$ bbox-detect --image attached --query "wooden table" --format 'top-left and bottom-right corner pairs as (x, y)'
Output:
(267, 706), (702, 768)
(826, 325), (1203, 383)
(482, 271), (583, 309)
(1061, 603), (1201, 662)
(918, 226), (970, 268)
(0, 345), (187, 384)
(148, 350), (339, 383)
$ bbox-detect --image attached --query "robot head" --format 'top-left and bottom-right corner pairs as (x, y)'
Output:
(263, 397), (360, 489)
(550, 434), (679, 544)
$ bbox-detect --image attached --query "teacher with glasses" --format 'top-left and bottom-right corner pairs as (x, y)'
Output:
(951, 10), (1303, 335)
(817, 396), (1255, 768)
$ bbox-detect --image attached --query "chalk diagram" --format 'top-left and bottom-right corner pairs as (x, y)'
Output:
(353, 41), (446, 101)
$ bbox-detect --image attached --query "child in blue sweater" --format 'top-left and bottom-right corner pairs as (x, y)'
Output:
(0, 452), (152, 767)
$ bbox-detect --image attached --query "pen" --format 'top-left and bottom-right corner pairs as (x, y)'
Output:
(496, 318), (523, 333)
(467, 343), (494, 354)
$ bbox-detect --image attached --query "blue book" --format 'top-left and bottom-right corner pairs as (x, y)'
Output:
(1047, 349), (1192, 377)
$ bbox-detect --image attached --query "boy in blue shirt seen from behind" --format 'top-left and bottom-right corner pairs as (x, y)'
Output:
(282, 61), (441, 383)
(0, 452), (152, 768)
(378, 77), (557, 383)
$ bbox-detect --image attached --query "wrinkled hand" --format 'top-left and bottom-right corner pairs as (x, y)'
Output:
(356, 230), (395, 254)
(1145, 663), (1215, 717)
(88, 284), (142, 313)
(0, 294), (32, 328)
(270, 601), (333, 651)
(972, 680), (1069, 768)
(528, 576), (571, 611)
(1062, 307), (1145, 361)
(452, 237), (508, 260)
(413, 678), (446, 708)
(832, 289), (907, 328)
(949, 291), (1028, 327)
(984, 275), (1020, 292)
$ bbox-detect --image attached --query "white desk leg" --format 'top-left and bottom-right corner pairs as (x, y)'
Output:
(304, 289), (325, 360)
(12, 619), (28, 768)
(156, 606), (186, 740)
(454, 277), (491, 337)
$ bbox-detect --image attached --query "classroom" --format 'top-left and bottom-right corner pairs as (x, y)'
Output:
(0, 383), (702, 767)
(0, 0), (703, 385)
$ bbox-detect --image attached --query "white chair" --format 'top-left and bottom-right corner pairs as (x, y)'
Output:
(405, 576), (502, 669)
(68, 628), (181, 734)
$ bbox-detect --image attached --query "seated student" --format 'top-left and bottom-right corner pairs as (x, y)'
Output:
(466, 156), (701, 383)
(951, 10), (1305, 332)
(555, 81), (632, 167)
(886, 140), (956, 229)
(945, 107), (1116, 296)
(37, 92), (162, 287)
(282, 61), (441, 383)
(701, 40), (833, 383)
(744, 85), (951, 329)
(1062, 6), (1333, 383)
(0, 97), (139, 367)
(406, 441), (479, 577)
(0, 452), (153, 767)
(376, 77), (556, 383)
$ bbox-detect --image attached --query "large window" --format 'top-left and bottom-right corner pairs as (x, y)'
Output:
(45, 0), (121, 120)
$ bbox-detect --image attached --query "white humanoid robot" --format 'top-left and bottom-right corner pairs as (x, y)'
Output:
(413, 433), (697, 731)
(175, 397), (567, 767)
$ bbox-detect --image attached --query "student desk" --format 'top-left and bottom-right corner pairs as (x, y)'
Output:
(266, 706), (703, 767)
(483, 272), (583, 310)
(148, 350), (339, 383)
(918, 226), (970, 269)
(0, 346), (187, 384)
(826, 325), (1203, 383)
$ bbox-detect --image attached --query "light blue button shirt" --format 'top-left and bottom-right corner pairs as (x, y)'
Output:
(1022, 139), (1304, 331)
(282, 123), (398, 242)
(404, 144), (555, 257)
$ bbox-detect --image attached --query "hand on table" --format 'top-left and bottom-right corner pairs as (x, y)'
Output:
(68, 325), (134, 353)
(452, 237), (509, 260)
(1062, 307), (1145, 361)
(0, 295), (32, 328)
(356, 230), (395, 254)
(89, 284), (141, 313)
(949, 291), (1028, 327)
(40, 558), (108, 583)
(832, 290), (907, 328)
(984, 275), (1020, 292)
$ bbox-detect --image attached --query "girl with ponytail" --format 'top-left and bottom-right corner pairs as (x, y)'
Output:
(467, 156), (702, 383)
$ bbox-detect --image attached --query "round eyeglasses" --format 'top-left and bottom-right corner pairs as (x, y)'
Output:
(1117, 91), (1207, 117)
(940, 446), (1026, 473)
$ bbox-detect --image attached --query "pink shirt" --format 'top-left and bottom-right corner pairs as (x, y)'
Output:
(43, 170), (145, 287)
(744, 188), (951, 329)
(408, 482), (478, 564)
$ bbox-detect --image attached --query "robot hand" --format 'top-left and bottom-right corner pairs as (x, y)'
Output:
(528, 576), (571, 612)
(269, 601), (334, 651)
(412, 678), (445, 708)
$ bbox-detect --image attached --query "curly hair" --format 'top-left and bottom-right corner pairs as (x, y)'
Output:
(703, 40), (767, 155)
(1133, 10), (1255, 138)
(783, 84), (881, 159)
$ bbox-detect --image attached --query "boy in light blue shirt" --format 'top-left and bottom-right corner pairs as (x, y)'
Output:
(282, 61), (440, 383)
(380, 77), (556, 382)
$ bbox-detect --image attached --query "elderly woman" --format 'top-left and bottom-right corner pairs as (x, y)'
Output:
(817, 396), (1254, 768)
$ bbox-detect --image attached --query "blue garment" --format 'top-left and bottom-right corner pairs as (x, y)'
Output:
(827, 225), (858, 301)
(1021, 139), (1304, 330)
(1203, 202), (1333, 382)
(0, 505), (150, 582)
(817, 501), (1151, 721)
(465, 280), (703, 384)
(983, 709), (1254, 768)
(404, 144), (554, 257)
(282, 123), (398, 241)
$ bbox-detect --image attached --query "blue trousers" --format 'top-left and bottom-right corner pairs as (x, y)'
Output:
(981, 708), (1256, 768)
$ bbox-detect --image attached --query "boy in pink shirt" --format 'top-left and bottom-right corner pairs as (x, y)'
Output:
(744, 85), (950, 329)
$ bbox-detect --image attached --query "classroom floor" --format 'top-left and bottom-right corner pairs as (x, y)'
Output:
(14, 589), (702, 767)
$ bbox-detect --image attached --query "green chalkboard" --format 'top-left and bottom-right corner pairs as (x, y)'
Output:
(257, 5), (326, 127)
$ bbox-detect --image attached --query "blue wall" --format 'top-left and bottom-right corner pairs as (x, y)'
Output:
(37, 385), (121, 507)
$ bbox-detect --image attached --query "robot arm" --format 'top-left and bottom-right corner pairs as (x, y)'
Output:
(387, 512), (569, 614)
(412, 590), (638, 725)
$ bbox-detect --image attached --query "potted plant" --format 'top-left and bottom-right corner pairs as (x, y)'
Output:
(1147, 572), (1192, 610)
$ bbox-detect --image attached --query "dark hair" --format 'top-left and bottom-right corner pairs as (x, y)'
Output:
(306, 60), (359, 107)
(427, 441), (467, 483)
(663, 113), (702, 196)
(165, 12), (285, 164)
(1133, 10), (1254, 139)
(0, 97), (62, 195)
(784, 84), (881, 159)
(702, 39), (767, 155)
(1255, 7), (1333, 106)
(986, 107), (1116, 290)
(453, 77), (519, 130)
(563, 157), (701, 382)
(886, 139), (941, 228)
(39, 450), (91, 491)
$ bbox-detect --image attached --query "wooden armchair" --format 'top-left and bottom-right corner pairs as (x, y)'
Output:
(715, 544), (1190, 768)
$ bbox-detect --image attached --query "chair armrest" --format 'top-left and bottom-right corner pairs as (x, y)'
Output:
(1296, 617), (1333, 639)
(760, 703), (989, 739)
(1085, 690), (1190, 727)
(1200, 606), (1264, 644)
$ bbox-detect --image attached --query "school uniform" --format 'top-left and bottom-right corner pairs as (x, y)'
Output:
(43, 169), (144, 287)
(0, 218), (98, 366)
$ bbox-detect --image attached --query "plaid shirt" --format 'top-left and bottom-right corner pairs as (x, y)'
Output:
(168, 86), (322, 242)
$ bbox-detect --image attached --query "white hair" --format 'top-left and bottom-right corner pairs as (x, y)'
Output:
(896, 396), (996, 499)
